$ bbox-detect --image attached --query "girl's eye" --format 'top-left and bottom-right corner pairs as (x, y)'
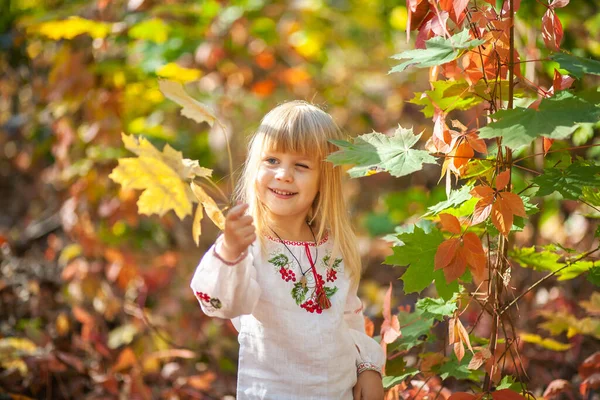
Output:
(296, 163), (309, 169)
(265, 158), (278, 165)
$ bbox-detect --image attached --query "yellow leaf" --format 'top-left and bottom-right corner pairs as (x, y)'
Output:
(121, 133), (211, 180)
(192, 204), (203, 246)
(157, 63), (202, 83)
(520, 333), (572, 351)
(109, 157), (193, 219)
(158, 80), (220, 127)
(190, 182), (225, 230)
(58, 243), (82, 266)
(128, 18), (169, 44)
(30, 17), (111, 40)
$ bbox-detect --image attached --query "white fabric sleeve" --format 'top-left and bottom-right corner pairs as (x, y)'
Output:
(190, 237), (261, 319)
(344, 284), (386, 373)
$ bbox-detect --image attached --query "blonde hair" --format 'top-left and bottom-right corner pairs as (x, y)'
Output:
(235, 101), (361, 286)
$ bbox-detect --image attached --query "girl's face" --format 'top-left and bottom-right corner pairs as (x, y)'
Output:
(255, 150), (320, 225)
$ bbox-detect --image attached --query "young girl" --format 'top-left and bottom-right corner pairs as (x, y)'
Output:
(190, 101), (385, 399)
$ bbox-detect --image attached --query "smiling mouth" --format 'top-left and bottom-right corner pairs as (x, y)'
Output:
(270, 188), (297, 196)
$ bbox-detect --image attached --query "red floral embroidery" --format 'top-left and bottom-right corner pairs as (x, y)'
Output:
(195, 291), (222, 311)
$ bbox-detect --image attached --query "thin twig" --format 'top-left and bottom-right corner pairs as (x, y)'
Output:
(500, 245), (600, 315)
(513, 143), (600, 163)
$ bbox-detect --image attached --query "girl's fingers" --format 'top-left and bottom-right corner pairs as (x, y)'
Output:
(227, 203), (248, 220)
(238, 225), (256, 237)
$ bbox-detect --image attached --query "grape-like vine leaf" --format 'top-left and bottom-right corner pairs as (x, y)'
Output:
(533, 160), (600, 200)
(328, 126), (437, 178)
(551, 53), (600, 79)
(390, 29), (486, 73)
(478, 91), (600, 149)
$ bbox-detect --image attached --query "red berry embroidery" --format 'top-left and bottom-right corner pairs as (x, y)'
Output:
(278, 267), (297, 282)
(195, 291), (210, 302)
(300, 299), (323, 314)
(326, 269), (337, 282)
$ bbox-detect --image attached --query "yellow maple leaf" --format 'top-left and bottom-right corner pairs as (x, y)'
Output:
(121, 133), (212, 180)
(30, 17), (111, 40)
(192, 204), (204, 246)
(110, 157), (194, 219)
(158, 80), (222, 127)
(190, 182), (225, 231)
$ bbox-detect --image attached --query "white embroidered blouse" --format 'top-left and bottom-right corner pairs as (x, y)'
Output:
(190, 233), (385, 400)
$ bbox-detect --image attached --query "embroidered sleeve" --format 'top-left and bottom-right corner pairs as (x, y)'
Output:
(190, 237), (260, 319)
(344, 284), (386, 376)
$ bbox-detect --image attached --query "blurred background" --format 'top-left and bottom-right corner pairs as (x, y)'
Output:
(1, 0), (599, 398)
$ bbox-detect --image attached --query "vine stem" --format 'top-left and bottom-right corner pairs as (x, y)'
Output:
(513, 143), (600, 163)
(217, 121), (235, 200)
(500, 244), (600, 315)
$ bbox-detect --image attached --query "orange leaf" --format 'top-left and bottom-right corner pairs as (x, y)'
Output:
(435, 238), (461, 270)
(439, 213), (461, 234)
(500, 192), (527, 217)
(381, 282), (401, 344)
(466, 133), (487, 154)
(251, 80), (276, 97)
(492, 199), (513, 237)
(447, 393), (478, 400)
(471, 185), (494, 199)
(186, 372), (216, 391)
(112, 347), (137, 373)
(463, 232), (487, 280)
(491, 389), (528, 400)
(468, 347), (491, 370)
(580, 373), (600, 397)
(496, 170), (511, 191)
(449, 316), (472, 362)
(443, 246), (467, 282)
(364, 316), (375, 338)
(449, 140), (474, 175)
(472, 195), (494, 226)
(543, 137), (554, 156)
(454, 341), (465, 362)
(579, 351), (600, 379)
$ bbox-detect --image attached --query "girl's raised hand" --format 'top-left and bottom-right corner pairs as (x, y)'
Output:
(219, 203), (256, 262)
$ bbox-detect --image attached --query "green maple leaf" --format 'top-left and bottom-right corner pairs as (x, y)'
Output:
(551, 53), (600, 79)
(478, 91), (600, 149)
(587, 265), (600, 286)
(327, 126), (437, 178)
(533, 160), (600, 200)
(390, 29), (486, 73)
(425, 184), (473, 216)
(385, 227), (457, 297)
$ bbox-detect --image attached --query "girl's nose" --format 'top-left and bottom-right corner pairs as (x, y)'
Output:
(275, 167), (293, 181)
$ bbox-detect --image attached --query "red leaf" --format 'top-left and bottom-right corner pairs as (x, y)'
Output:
(496, 170), (511, 191)
(542, 379), (572, 400)
(550, 0), (569, 8)
(364, 316), (375, 338)
(542, 9), (563, 51)
(580, 373), (600, 396)
(579, 351), (600, 379)
(468, 347), (491, 370)
(491, 389), (528, 400)
(435, 238), (461, 270)
(439, 213), (462, 234)
(552, 69), (575, 92)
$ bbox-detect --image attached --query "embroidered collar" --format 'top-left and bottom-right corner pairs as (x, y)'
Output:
(265, 230), (329, 247)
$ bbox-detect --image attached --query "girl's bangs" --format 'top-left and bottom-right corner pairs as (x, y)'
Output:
(259, 125), (327, 162)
